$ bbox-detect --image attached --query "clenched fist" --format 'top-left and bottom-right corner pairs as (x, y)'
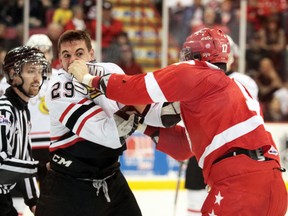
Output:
(68, 60), (94, 86)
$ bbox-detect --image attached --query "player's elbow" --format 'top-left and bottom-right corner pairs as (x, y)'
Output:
(171, 151), (194, 162)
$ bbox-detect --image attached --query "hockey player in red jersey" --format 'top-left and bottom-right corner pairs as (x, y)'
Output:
(184, 34), (260, 216)
(69, 28), (287, 216)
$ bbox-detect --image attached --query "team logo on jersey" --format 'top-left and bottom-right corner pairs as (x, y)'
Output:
(0, 115), (10, 125)
(39, 96), (49, 115)
(268, 146), (278, 156)
(86, 63), (106, 76)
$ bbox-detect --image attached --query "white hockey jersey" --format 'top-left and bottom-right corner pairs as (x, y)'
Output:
(46, 62), (164, 161)
(28, 69), (58, 149)
(228, 71), (259, 100)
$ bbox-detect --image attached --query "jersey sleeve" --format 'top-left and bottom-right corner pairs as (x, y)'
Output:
(105, 61), (207, 105)
(92, 62), (166, 127)
(0, 110), (38, 185)
(157, 125), (194, 161)
(144, 125), (194, 161)
(142, 103), (165, 127)
(16, 176), (39, 208)
(0, 152), (38, 184)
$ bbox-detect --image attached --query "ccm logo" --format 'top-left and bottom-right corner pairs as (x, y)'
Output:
(52, 154), (72, 167)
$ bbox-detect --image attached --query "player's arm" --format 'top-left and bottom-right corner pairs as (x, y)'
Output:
(0, 153), (39, 184)
(0, 111), (39, 184)
(136, 101), (186, 160)
(69, 61), (195, 105)
(70, 60), (183, 127)
(140, 102), (181, 128)
(139, 124), (193, 161)
(16, 177), (39, 213)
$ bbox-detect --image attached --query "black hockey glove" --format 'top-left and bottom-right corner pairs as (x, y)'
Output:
(113, 106), (141, 144)
(161, 102), (181, 127)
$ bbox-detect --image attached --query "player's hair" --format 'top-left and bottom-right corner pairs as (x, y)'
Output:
(58, 30), (92, 52)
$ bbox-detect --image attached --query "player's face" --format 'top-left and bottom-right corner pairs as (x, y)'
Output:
(20, 62), (43, 97)
(59, 40), (94, 71)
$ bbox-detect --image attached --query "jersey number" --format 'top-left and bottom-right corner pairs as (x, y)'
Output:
(222, 44), (228, 53)
(51, 81), (88, 99)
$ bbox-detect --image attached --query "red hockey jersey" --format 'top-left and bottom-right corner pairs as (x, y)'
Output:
(104, 60), (280, 181)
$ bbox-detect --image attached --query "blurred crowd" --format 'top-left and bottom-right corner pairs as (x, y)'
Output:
(0, 0), (143, 71)
(0, 0), (287, 122)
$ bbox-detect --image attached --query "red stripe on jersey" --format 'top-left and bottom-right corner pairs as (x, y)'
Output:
(187, 208), (201, 213)
(59, 103), (74, 122)
(59, 98), (89, 122)
(49, 137), (85, 152)
(76, 108), (102, 135)
(50, 136), (63, 141)
(78, 98), (89, 104)
(29, 131), (50, 135)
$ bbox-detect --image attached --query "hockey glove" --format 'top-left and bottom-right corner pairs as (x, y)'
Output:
(161, 102), (181, 127)
(113, 106), (140, 144)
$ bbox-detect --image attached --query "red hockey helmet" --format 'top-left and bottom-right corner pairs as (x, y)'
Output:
(180, 28), (230, 64)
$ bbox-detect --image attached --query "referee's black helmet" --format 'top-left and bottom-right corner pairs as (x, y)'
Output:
(2, 46), (51, 85)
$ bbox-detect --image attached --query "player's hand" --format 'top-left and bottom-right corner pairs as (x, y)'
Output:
(113, 106), (140, 144)
(68, 60), (94, 86)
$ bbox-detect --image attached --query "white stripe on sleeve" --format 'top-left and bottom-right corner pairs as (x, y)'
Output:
(144, 73), (167, 102)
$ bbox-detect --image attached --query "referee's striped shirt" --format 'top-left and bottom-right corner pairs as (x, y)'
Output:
(0, 87), (39, 206)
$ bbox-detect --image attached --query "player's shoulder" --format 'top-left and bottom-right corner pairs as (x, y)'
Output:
(229, 72), (257, 86)
(87, 62), (124, 75)
(229, 72), (259, 99)
(172, 60), (214, 69)
(50, 68), (69, 82)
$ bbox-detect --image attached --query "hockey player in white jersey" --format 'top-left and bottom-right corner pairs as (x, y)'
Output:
(35, 30), (178, 216)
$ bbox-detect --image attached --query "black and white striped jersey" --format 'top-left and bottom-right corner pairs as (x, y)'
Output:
(0, 87), (39, 204)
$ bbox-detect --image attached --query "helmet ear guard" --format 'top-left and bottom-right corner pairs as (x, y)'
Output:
(180, 48), (202, 62)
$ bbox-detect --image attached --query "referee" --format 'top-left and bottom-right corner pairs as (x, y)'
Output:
(0, 46), (50, 215)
